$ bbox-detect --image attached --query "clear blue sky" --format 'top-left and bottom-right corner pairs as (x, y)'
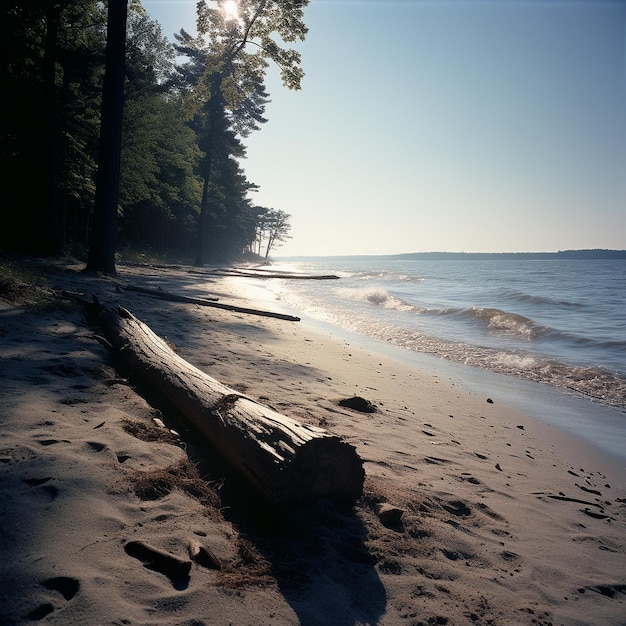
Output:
(142, 0), (625, 256)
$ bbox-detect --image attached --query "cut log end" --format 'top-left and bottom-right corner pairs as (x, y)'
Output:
(290, 437), (365, 509)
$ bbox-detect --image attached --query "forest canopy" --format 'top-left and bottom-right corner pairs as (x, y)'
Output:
(0, 0), (305, 266)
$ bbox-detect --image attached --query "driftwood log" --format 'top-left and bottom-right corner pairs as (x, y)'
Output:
(125, 284), (220, 302)
(124, 284), (301, 322)
(195, 267), (340, 280)
(97, 305), (364, 509)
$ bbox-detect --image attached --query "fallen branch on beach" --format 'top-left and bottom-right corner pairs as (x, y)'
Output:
(194, 267), (340, 280)
(123, 284), (301, 322)
(94, 304), (365, 509)
(117, 261), (339, 279)
(124, 284), (220, 302)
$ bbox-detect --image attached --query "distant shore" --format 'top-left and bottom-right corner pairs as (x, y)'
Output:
(279, 248), (626, 261)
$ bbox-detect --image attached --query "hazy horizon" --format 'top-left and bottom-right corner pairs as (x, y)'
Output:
(273, 248), (626, 260)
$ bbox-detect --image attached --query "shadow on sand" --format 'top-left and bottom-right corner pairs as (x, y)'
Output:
(201, 460), (388, 626)
(133, 369), (388, 626)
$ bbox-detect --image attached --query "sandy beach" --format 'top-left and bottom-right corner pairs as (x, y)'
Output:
(1, 258), (624, 626)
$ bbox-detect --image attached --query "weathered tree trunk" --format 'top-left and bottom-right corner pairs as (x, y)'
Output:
(96, 305), (364, 509)
(43, 1), (61, 254)
(86, 0), (128, 274)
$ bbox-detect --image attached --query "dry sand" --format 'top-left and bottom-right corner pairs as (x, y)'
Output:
(0, 258), (624, 626)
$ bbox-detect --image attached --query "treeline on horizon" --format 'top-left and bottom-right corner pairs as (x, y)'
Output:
(391, 249), (626, 260)
(283, 250), (626, 261)
(1, 1), (302, 267)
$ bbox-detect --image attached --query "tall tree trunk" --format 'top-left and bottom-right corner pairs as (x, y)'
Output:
(86, 0), (128, 274)
(42, 2), (61, 254)
(194, 77), (225, 267)
(57, 63), (72, 252)
(195, 154), (212, 266)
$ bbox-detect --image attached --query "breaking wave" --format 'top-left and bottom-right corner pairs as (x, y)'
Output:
(340, 314), (626, 409)
(447, 307), (545, 339)
(333, 290), (553, 340)
(267, 257), (626, 410)
(333, 287), (416, 312)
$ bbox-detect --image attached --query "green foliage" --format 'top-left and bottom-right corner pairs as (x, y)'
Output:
(193, 0), (308, 110)
(119, 5), (203, 255)
(176, 0), (308, 264)
(251, 207), (292, 259)
(0, 0), (106, 252)
(120, 94), (203, 253)
(0, 0), (300, 263)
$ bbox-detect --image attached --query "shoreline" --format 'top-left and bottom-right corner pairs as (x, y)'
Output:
(1, 260), (625, 625)
(235, 273), (626, 465)
(262, 257), (626, 413)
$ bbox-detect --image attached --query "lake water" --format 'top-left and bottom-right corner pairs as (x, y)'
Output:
(246, 256), (626, 456)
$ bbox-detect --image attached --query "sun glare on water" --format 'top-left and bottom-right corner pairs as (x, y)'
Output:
(222, 0), (239, 20)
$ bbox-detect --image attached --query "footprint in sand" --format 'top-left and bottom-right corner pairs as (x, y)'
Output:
(441, 548), (473, 562)
(40, 363), (82, 378)
(581, 509), (610, 520)
(42, 576), (80, 600)
(585, 584), (626, 598)
(24, 577), (79, 621)
(459, 474), (481, 485)
(26, 603), (54, 621)
(124, 540), (191, 590)
(500, 550), (520, 563)
(86, 441), (106, 452)
(37, 439), (71, 446)
(424, 456), (453, 466)
(441, 500), (472, 517)
(40, 485), (58, 502)
(22, 477), (52, 487)
(576, 483), (602, 496)
(23, 478), (58, 502)
(60, 397), (89, 406)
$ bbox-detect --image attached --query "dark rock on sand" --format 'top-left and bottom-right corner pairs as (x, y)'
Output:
(339, 396), (377, 413)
